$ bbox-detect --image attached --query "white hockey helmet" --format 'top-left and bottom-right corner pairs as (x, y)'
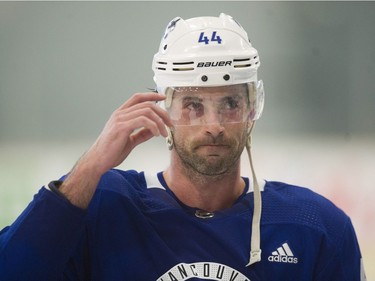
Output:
(152, 13), (264, 120)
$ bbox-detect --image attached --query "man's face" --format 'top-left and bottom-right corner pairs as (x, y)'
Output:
(168, 84), (251, 176)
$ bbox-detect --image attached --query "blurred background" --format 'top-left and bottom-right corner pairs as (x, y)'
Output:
(0, 1), (374, 278)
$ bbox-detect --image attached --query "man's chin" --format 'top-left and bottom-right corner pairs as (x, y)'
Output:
(191, 158), (231, 176)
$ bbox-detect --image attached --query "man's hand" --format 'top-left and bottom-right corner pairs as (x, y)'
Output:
(59, 92), (172, 209)
(88, 92), (172, 175)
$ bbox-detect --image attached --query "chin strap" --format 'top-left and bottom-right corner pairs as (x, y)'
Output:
(245, 122), (262, 266)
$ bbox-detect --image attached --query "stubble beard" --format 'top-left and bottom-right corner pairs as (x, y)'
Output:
(172, 128), (248, 183)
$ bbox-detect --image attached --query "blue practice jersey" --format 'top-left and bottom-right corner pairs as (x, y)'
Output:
(0, 169), (365, 280)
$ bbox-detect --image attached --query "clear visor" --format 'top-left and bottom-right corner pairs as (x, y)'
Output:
(162, 83), (253, 126)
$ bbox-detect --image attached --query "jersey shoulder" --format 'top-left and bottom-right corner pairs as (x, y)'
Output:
(262, 181), (351, 238)
(95, 169), (146, 194)
(91, 169), (173, 210)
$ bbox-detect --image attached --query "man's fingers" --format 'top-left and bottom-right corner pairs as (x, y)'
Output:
(115, 92), (173, 129)
(113, 106), (169, 136)
(119, 92), (166, 109)
(129, 128), (155, 148)
(114, 94), (172, 131)
(113, 112), (167, 141)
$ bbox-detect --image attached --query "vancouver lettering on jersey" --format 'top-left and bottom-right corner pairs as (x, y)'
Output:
(157, 262), (250, 281)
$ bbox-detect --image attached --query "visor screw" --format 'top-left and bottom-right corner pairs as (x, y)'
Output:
(223, 74), (230, 81)
(201, 75), (208, 82)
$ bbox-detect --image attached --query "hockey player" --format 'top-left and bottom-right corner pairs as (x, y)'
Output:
(0, 13), (366, 280)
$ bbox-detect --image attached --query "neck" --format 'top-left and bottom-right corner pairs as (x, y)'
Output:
(163, 157), (245, 212)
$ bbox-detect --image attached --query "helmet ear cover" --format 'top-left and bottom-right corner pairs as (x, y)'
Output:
(249, 80), (265, 121)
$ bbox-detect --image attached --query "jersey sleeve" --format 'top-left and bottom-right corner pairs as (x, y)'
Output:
(315, 217), (366, 281)
(0, 186), (86, 280)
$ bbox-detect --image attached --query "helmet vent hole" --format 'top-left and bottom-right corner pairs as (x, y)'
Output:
(233, 57), (252, 68)
(173, 61), (194, 65)
(234, 64), (251, 68)
(163, 44), (168, 50)
(172, 61), (194, 71)
(155, 61), (167, 71)
(234, 58), (251, 62)
(172, 68), (194, 71)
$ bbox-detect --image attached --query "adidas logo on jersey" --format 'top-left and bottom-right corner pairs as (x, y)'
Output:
(268, 242), (298, 264)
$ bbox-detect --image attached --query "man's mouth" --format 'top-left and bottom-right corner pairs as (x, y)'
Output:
(196, 144), (230, 154)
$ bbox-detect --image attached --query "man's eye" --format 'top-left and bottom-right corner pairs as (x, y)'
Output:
(186, 101), (204, 112)
(222, 97), (240, 110)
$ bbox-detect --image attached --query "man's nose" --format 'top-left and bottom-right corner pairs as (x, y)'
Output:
(203, 107), (225, 138)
